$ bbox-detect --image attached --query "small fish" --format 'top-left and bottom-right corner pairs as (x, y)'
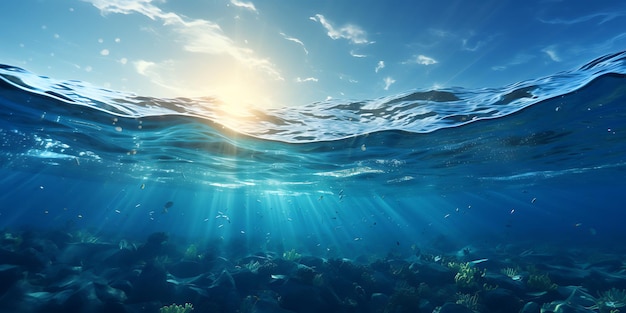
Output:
(162, 201), (174, 213)
(469, 258), (489, 265)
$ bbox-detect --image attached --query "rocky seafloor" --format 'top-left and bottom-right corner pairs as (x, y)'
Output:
(1, 229), (625, 313)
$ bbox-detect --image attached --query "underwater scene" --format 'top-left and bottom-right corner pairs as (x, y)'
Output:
(2, 1), (626, 313)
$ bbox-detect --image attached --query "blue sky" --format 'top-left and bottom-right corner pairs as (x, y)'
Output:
(1, 0), (625, 109)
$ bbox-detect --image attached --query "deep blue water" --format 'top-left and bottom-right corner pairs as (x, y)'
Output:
(1, 52), (626, 313)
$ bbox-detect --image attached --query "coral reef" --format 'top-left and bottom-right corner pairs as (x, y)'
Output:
(159, 303), (194, 313)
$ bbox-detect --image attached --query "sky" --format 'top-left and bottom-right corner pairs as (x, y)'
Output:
(1, 0), (626, 109)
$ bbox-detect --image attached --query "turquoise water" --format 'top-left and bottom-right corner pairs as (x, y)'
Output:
(1, 52), (626, 312)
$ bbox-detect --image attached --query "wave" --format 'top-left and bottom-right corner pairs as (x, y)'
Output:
(2, 52), (626, 191)
(2, 51), (626, 144)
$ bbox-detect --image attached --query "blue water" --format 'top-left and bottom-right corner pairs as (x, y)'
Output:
(1, 52), (626, 312)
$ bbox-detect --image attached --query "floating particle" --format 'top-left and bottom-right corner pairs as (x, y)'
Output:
(135, 204), (141, 208)
(115, 126), (122, 132)
(44, 210), (49, 214)
(115, 210), (121, 214)
(339, 189), (344, 195)
(510, 209), (515, 214)
(361, 144), (366, 151)
(574, 223), (582, 227)
(354, 237), (362, 241)
(39, 186), (44, 190)
(164, 201), (174, 208)
(77, 214), (83, 218)
(444, 213), (450, 218)
(240, 230), (245, 234)
(531, 197), (537, 204)
(140, 183), (145, 190)
(318, 195), (323, 201)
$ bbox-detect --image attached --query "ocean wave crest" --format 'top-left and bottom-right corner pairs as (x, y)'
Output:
(1, 51), (626, 143)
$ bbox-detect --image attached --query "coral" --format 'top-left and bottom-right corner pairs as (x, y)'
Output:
(589, 288), (626, 313)
(282, 249), (301, 261)
(159, 303), (194, 313)
(244, 260), (262, 273)
(456, 292), (480, 311)
(385, 284), (421, 313)
(501, 267), (522, 281)
(453, 262), (484, 291)
(183, 244), (199, 260)
(526, 273), (557, 292)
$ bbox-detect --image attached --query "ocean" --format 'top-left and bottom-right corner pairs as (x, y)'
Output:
(1, 51), (626, 313)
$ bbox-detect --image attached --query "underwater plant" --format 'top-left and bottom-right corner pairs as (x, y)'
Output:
(456, 292), (480, 311)
(282, 248), (301, 261)
(501, 267), (522, 281)
(159, 303), (194, 313)
(526, 273), (557, 292)
(385, 284), (421, 313)
(183, 244), (199, 260)
(586, 288), (626, 312)
(451, 262), (484, 291)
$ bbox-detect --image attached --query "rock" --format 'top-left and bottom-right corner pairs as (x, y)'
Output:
(520, 301), (540, 313)
(439, 302), (474, 313)
(483, 288), (523, 313)
(94, 281), (127, 303)
(369, 293), (389, 313)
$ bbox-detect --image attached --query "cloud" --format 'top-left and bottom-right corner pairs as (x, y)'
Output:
(383, 76), (395, 90)
(375, 60), (384, 73)
(404, 54), (438, 65)
(310, 14), (370, 44)
(134, 59), (155, 75)
(491, 53), (535, 71)
(542, 46), (561, 62)
(85, 0), (282, 80)
(229, 0), (257, 13)
(295, 77), (318, 83)
(539, 11), (626, 25)
(279, 32), (308, 55)
(350, 50), (366, 58)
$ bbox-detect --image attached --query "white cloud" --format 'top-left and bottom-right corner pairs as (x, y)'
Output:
(383, 76), (395, 90)
(415, 55), (437, 65)
(491, 53), (535, 71)
(349, 50), (366, 58)
(295, 77), (318, 83)
(134, 59), (155, 75)
(542, 46), (561, 62)
(310, 14), (370, 44)
(539, 11), (626, 25)
(375, 60), (385, 73)
(229, 0), (257, 13)
(85, 0), (282, 80)
(280, 32), (308, 55)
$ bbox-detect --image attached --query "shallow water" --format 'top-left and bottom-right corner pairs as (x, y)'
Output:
(1, 52), (626, 313)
